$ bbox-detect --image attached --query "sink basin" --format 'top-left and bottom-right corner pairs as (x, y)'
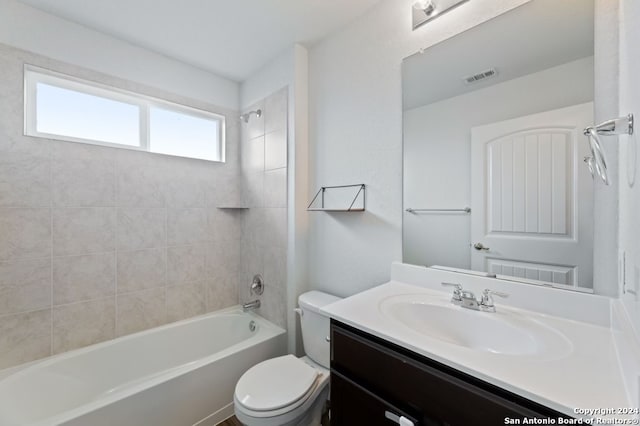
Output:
(379, 294), (572, 358)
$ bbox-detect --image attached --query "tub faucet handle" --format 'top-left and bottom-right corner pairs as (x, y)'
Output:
(251, 274), (264, 295)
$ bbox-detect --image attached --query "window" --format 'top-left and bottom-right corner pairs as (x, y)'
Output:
(24, 66), (225, 162)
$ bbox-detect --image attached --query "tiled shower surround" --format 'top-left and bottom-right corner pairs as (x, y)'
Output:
(0, 43), (288, 370)
(240, 88), (288, 330)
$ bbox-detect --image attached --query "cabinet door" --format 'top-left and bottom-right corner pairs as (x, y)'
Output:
(331, 371), (420, 426)
(331, 320), (567, 425)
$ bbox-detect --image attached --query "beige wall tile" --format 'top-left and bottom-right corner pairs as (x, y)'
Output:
(117, 288), (166, 336)
(244, 101), (265, 140)
(167, 208), (207, 246)
(263, 207), (287, 249)
(117, 208), (166, 250)
(53, 253), (115, 305)
(52, 298), (115, 354)
(239, 209), (265, 295)
(52, 142), (116, 207)
(264, 245), (287, 293)
(264, 130), (287, 171)
(241, 135), (264, 173)
(0, 151), (51, 207)
(224, 119), (241, 165)
(53, 208), (116, 256)
(116, 150), (166, 207)
(257, 286), (287, 329)
(0, 309), (51, 369)
(205, 169), (243, 208)
(166, 281), (206, 322)
(242, 171), (264, 208)
(0, 52), (26, 152)
(207, 208), (242, 244)
(264, 87), (288, 134)
(117, 248), (166, 293)
(0, 208), (51, 261)
(167, 245), (205, 284)
(206, 271), (238, 312)
(0, 258), (51, 315)
(165, 158), (207, 208)
(264, 168), (287, 208)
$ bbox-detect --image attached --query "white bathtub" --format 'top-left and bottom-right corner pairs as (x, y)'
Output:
(0, 306), (286, 426)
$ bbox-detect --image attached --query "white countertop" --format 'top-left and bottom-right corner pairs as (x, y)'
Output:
(321, 280), (630, 420)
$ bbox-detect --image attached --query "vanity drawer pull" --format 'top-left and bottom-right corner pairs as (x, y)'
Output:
(385, 410), (415, 426)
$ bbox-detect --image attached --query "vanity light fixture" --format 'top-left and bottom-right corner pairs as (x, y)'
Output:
(412, 0), (469, 30)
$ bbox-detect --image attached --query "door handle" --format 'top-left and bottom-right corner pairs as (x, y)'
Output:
(473, 242), (490, 251)
(385, 410), (415, 426)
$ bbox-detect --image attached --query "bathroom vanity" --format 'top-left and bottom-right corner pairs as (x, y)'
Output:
(322, 263), (632, 425)
(330, 320), (566, 425)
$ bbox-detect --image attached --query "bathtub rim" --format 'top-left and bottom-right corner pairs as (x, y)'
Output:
(0, 306), (285, 426)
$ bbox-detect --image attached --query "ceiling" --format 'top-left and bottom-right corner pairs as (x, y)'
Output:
(17, 0), (384, 81)
(403, 0), (594, 110)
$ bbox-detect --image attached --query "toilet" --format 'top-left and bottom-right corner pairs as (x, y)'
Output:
(234, 291), (341, 426)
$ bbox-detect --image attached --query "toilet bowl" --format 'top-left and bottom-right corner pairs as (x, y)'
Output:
(234, 291), (340, 426)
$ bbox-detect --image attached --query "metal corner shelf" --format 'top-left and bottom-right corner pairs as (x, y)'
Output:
(307, 184), (366, 212)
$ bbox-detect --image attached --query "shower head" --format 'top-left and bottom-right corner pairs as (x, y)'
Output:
(240, 109), (262, 123)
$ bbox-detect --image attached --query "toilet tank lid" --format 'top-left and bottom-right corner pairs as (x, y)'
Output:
(298, 291), (341, 314)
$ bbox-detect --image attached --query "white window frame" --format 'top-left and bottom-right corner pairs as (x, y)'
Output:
(24, 65), (226, 162)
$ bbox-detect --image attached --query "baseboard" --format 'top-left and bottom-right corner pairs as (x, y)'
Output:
(193, 402), (235, 426)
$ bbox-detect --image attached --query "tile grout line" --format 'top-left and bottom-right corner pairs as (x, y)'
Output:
(49, 138), (54, 357)
(164, 189), (169, 323)
(114, 154), (119, 337)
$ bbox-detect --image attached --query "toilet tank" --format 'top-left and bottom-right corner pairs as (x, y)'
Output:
(298, 291), (341, 368)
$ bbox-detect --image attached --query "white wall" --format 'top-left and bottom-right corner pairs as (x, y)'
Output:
(307, 0), (531, 298)
(0, 0), (239, 110)
(619, 0), (640, 335)
(592, 0), (620, 296)
(241, 48), (295, 110)
(403, 57), (594, 271)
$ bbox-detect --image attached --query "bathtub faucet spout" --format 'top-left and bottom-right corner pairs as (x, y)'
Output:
(242, 299), (261, 312)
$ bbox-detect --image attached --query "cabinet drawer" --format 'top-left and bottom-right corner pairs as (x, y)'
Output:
(331, 371), (419, 426)
(330, 320), (565, 425)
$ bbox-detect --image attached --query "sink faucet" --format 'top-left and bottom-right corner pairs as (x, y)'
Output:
(441, 283), (508, 313)
(242, 299), (261, 312)
(479, 289), (509, 313)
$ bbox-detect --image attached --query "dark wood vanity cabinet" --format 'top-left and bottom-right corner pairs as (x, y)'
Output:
(329, 320), (569, 426)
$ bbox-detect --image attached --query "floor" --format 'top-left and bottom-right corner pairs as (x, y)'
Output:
(218, 404), (331, 425)
(217, 416), (242, 426)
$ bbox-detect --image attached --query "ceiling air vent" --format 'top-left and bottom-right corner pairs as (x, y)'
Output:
(463, 68), (498, 85)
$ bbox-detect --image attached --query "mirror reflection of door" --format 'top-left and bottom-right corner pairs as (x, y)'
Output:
(401, 0), (596, 291)
(470, 103), (594, 290)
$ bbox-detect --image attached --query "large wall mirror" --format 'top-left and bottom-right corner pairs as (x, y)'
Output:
(402, 0), (596, 291)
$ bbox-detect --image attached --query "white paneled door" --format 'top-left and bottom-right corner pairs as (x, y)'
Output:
(470, 103), (594, 289)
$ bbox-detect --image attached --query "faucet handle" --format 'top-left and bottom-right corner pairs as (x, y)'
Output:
(483, 289), (508, 299)
(480, 289), (509, 312)
(442, 282), (462, 290)
(442, 282), (463, 301)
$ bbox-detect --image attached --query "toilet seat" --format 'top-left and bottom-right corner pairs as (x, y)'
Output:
(234, 355), (328, 419)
